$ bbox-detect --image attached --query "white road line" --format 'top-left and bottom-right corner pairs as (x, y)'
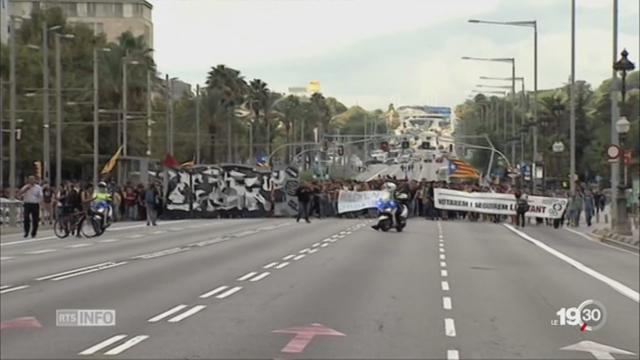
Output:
(0, 256), (14, 261)
(103, 335), (149, 355)
(169, 227), (184, 231)
(216, 286), (242, 299)
(200, 286), (229, 299)
(564, 227), (639, 256)
(0, 285), (29, 294)
(127, 234), (144, 239)
(504, 224), (640, 303)
(440, 261), (447, 268)
(237, 271), (258, 281)
(293, 255), (305, 261)
(337, 235), (345, 239)
(234, 230), (258, 237)
(282, 255), (295, 261)
(167, 305), (206, 323)
(36, 262), (113, 280)
(78, 334), (128, 355)
(323, 238), (332, 242)
(27, 249), (57, 255)
(439, 243), (444, 247)
(331, 235), (340, 238)
(444, 318), (456, 337)
(299, 248), (310, 253)
(443, 296), (452, 310)
(97, 238), (119, 243)
(66, 243), (92, 248)
(276, 262), (290, 269)
(312, 243), (321, 247)
(263, 262), (279, 269)
(51, 262), (128, 281)
(0, 285), (9, 290)
(439, 248), (445, 253)
(148, 305), (188, 322)
(441, 270), (448, 277)
(151, 230), (166, 235)
(1, 236), (57, 246)
(439, 254), (446, 260)
(249, 272), (271, 282)
(321, 243), (329, 248)
(308, 249), (318, 254)
(447, 349), (460, 360)
(441, 281), (450, 291)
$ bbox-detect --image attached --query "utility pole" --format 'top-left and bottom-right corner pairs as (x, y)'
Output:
(569, 0), (576, 194)
(122, 54), (128, 156)
(9, 17), (17, 198)
(42, 21), (51, 183)
(610, 0), (620, 228)
(146, 69), (152, 157)
(93, 45), (99, 187)
(195, 84), (200, 163)
(55, 33), (62, 188)
(532, 21), (539, 193)
(165, 74), (171, 155)
(511, 60), (516, 166)
(0, 77), (4, 190)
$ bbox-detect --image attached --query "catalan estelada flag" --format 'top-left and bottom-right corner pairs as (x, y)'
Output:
(100, 146), (123, 176)
(448, 159), (480, 179)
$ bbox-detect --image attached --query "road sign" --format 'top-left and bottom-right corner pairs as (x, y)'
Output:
(272, 323), (345, 354)
(606, 144), (622, 160)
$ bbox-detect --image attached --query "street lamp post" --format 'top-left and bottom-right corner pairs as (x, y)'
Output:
(54, 32), (74, 188)
(570, 0), (576, 194)
(612, 48), (635, 236)
(463, 56), (516, 165)
(40, 23), (62, 184)
(552, 141), (565, 186)
(469, 18), (539, 190)
(93, 46), (111, 187)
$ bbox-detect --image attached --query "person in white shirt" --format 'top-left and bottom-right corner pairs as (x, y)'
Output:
(17, 176), (43, 238)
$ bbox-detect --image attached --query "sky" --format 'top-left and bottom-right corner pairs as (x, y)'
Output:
(152, 0), (640, 111)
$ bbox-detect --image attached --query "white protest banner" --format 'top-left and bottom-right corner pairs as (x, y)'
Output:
(337, 191), (385, 214)
(434, 188), (568, 219)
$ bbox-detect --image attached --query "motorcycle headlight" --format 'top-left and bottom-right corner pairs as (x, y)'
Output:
(381, 192), (390, 201)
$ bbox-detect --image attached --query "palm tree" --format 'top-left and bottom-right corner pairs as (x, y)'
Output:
(206, 65), (247, 163)
(248, 79), (269, 157)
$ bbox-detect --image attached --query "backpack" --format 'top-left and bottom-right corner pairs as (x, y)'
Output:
(517, 198), (529, 212)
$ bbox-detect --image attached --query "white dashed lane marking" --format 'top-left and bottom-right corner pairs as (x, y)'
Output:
(0, 285), (29, 294)
(27, 249), (56, 255)
(308, 249), (318, 254)
(441, 269), (448, 277)
(312, 243), (321, 247)
(237, 272), (258, 281)
(263, 262), (279, 269)
(447, 349), (460, 360)
(216, 286), (243, 299)
(440, 261), (447, 268)
(439, 254), (446, 260)
(97, 238), (119, 243)
(441, 281), (450, 291)
(167, 305), (206, 323)
(199, 286), (229, 299)
(78, 335), (128, 355)
(443, 296), (452, 310)
(293, 255), (305, 261)
(66, 243), (92, 248)
(103, 335), (149, 355)
(249, 272), (270, 282)
(444, 318), (456, 337)
(0, 256), (14, 261)
(282, 255), (295, 261)
(275, 262), (290, 269)
(321, 243), (329, 248)
(148, 305), (188, 322)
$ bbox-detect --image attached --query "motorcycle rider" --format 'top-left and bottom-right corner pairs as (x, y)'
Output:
(91, 181), (113, 230)
(372, 182), (401, 230)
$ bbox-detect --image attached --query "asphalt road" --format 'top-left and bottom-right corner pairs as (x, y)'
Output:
(356, 162), (442, 182)
(1, 217), (638, 359)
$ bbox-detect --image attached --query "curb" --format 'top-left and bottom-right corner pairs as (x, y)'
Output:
(590, 232), (640, 253)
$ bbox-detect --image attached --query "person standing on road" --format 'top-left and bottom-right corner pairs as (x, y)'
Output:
(144, 183), (159, 226)
(41, 182), (54, 225)
(17, 176), (43, 238)
(515, 191), (529, 228)
(295, 182), (312, 223)
(583, 189), (595, 227)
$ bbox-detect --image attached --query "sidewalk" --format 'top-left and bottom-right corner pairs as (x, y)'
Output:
(569, 209), (639, 251)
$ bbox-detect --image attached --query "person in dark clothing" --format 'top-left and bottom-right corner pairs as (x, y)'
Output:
(515, 191), (529, 228)
(17, 176), (43, 238)
(295, 183), (312, 223)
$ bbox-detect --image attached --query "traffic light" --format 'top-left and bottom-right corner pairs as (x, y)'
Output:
(15, 129), (22, 141)
(34, 161), (42, 179)
(337, 145), (344, 156)
(420, 141), (430, 149)
(402, 140), (409, 149)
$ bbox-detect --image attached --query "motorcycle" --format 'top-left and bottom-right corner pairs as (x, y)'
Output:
(373, 192), (409, 232)
(87, 202), (113, 237)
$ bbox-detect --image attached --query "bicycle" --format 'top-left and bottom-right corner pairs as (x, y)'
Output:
(54, 210), (85, 239)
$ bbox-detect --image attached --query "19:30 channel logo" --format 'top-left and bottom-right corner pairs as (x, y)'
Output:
(551, 300), (607, 331)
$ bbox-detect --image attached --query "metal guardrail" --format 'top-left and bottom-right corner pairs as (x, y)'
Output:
(0, 198), (22, 227)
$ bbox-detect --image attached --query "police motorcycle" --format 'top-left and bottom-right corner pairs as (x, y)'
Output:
(86, 182), (113, 237)
(372, 182), (409, 232)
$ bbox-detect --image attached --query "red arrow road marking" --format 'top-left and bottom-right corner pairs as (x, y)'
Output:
(0, 317), (42, 331)
(272, 323), (345, 354)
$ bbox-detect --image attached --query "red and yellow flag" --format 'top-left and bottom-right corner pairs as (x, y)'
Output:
(100, 146), (123, 176)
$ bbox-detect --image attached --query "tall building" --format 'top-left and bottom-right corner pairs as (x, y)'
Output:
(4, 0), (153, 48)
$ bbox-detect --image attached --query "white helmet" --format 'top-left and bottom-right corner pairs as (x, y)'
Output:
(382, 182), (397, 193)
(98, 181), (107, 188)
